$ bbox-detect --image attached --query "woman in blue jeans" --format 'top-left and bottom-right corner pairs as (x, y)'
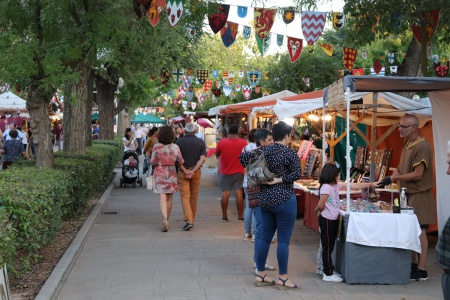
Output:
(239, 121), (302, 289)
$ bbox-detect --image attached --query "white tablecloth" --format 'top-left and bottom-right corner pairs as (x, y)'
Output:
(344, 212), (422, 253)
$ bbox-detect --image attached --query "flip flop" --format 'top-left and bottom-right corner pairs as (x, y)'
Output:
(277, 277), (300, 290)
(255, 274), (275, 287)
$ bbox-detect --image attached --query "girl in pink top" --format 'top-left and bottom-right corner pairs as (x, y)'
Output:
(314, 163), (376, 282)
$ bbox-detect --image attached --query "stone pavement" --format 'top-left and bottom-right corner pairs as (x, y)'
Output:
(38, 167), (443, 300)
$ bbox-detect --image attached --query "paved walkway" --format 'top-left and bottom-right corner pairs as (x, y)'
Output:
(39, 167), (443, 300)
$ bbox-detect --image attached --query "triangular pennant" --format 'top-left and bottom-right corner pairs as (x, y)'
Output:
(318, 42), (334, 57)
(254, 8), (276, 40)
(185, 24), (196, 38)
(301, 11), (327, 45)
(196, 70), (208, 85)
(248, 71), (261, 87)
(256, 33), (271, 56)
(283, 8), (295, 24)
(182, 100), (188, 110)
(372, 52), (385, 74)
(411, 10), (440, 44)
(147, 0), (166, 26)
(220, 21), (239, 47)
(243, 25), (251, 40)
(191, 102), (197, 110)
(343, 47), (357, 71)
(208, 4), (230, 34)
(182, 75), (192, 88)
(223, 84), (232, 97)
(332, 12), (345, 30)
(255, 86), (261, 94)
(235, 84), (241, 91)
(133, 0), (151, 19)
(237, 6), (247, 18)
(166, 0), (183, 27)
(287, 37), (303, 63)
(277, 34), (284, 47)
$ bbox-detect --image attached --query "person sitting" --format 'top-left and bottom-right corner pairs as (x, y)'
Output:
(124, 156), (138, 178)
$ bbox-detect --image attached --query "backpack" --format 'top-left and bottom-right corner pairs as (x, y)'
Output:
(245, 148), (287, 187)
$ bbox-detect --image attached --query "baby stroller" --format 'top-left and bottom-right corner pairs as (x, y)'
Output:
(120, 151), (143, 188)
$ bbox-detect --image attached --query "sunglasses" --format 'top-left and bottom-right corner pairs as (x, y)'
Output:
(398, 123), (417, 129)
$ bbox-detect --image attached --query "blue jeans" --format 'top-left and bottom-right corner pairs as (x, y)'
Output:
(256, 193), (297, 274)
(253, 207), (262, 264)
(244, 187), (256, 235)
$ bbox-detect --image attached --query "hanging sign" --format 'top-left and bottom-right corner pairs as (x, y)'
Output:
(220, 21), (239, 47)
(343, 47), (357, 71)
(318, 42), (333, 57)
(256, 34), (271, 56)
(287, 37), (303, 63)
(147, 0), (166, 26)
(247, 71), (261, 87)
(166, 0), (184, 27)
(283, 8), (295, 24)
(208, 4), (230, 34)
(254, 8), (276, 40)
(196, 70), (208, 85)
(237, 6), (247, 18)
(242, 25), (251, 40)
(301, 11), (326, 45)
(411, 10), (440, 44)
(277, 34), (284, 47)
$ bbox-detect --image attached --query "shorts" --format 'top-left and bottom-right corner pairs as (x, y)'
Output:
(220, 173), (244, 191)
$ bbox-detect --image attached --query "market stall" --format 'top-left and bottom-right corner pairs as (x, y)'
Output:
(0, 91), (29, 130)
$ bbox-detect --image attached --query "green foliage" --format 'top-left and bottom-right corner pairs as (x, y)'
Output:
(0, 207), (17, 269)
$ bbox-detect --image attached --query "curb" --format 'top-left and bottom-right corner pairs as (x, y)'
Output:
(35, 171), (120, 300)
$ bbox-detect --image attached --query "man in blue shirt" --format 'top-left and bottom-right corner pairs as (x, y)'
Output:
(3, 123), (24, 142)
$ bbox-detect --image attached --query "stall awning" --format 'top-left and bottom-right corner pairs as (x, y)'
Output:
(0, 91), (28, 113)
(131, 113), (166, 124)
(219, 90), (297, 115)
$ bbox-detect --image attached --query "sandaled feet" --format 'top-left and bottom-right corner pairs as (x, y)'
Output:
(277, 277), (300, 290)
(255, 274), (276, 287)
(161, 221), (169, 232)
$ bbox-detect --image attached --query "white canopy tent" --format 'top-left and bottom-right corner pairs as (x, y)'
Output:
(324, 76), (450, 233)
(0, 91), (28, 113)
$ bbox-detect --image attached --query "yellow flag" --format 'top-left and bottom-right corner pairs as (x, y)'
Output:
(318, 43), (334, 57)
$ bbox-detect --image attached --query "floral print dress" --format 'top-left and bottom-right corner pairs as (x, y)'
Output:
(151, 143), (184, 194)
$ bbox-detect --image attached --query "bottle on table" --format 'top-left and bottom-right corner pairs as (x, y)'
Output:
(400, 187), (407, 209)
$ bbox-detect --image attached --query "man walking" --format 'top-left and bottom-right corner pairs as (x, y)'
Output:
(378, 114), (434, 281)
(176, 122), (206, 231)
(216, 124), (247, 222)
(134, 124), (143, 155)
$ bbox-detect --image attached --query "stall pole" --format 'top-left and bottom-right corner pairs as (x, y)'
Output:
(369, 93), (378, 182)
(322, 105), (326, 165)
(346, 87), (351, 213)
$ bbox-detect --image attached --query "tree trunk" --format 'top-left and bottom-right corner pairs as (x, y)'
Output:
(397, 36), (423, 99)
(63, 58), (93, 153)
(26, 85), (54, 168)
(96, 74), (117, 140)
(117, 108), (131, 137)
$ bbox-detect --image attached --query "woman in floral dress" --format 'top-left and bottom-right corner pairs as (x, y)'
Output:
(151, 125), (188, 232)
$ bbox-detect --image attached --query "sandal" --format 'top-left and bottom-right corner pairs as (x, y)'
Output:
(277, 277), (300, 290)
(255, 274), (276, 287)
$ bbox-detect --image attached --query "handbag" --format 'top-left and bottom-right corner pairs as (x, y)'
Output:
(146, 176), (152, 190)
(247, 186), (260, 208)
(246, 148), (287, 187)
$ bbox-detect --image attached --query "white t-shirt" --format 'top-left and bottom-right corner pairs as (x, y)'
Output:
(134, 127), (143, 138)
(319, 182), (342, 220)
(123, 137), (137, 152)
(3, 129), (24, 141)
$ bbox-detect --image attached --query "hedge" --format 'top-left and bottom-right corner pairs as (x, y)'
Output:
(0, 139), (122, 275)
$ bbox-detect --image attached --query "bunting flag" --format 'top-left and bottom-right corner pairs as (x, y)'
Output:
(264, 72), (269, 80)
(387, 53), (395, 64)
(262, 88), (270, 96)
(186, 87), (194, 101)
(287, 37), (303, 63)
(390, 66), (398, 74)
(203, 79), (212, 92)
(133, 0), (151, 19)
(242, 86), (252, 100)
(147, 0), (166, 26)
(255, 86), (261, 94)
(186, 68), (194, 76)
(195, 88), (203, 98)
(185, 24), (196, 38)
(372, 52), (385, 74)
(332, 12), (345, 29)
(220, 21), (239, 47)
(361, 49), (368, 59)
(182, 100), (188, 110)
(301, 11), (326, 45)
(318, 42), (333, 57)
(166, 0), (183, 27)
(412, 10), (440, 44)
(277, 34), (284, 47)
(178, 86), (186, 98)
(191, 102), (197, 110)
(182, 75), (192, 88)
(256, 34), (271, 56)
(248, 71), (261, 87)
(242, 25), (251, 40)
(235, 84), (241, 91)
(172, 68), (184, 82)
(223, 84), (232, 97)
(353, 68), (364, 76)
(216, 81), (222, 88)
(195, 77), (200, 85)
(434, 61), (449, 77)
(238, 70), (244, 78)
(237, 6), (247, 18)
(196, 70), (208, 85)
(222, 71), (228, 78)
(254, 8), (276, 40)
(343, 47), (357, 71)
(230, 91), (236, 99)
(198, 94), (206, 103)
(208, 4), (230, 34)
(302, 78), (310, 87)
(212, 88), (221, 97)
(212, 70), (218, 78)
(283, 8), (295, 24)
(306, 43), (314, 53)
(228, 71), (235, 84)
(161, 70), (170, 85)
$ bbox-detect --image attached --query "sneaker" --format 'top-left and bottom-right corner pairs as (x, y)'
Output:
(251, 236), (255, 242)
(323, 273), (343, 282)
(410, 269), (428, 281)
(271, 236), (277, 244)
(316, 268), (323, 275)
(411, 263), (418, 272)
(244, 233), (251, 240)
(221, 217), (229, 222)
(333, 271), (342, 278)
(182, 223), (194, 231)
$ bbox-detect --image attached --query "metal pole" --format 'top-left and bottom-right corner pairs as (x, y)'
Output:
(346, 87), (351, 213)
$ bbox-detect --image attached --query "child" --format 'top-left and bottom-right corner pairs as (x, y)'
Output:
(314, 162), (376, 282)
(124, 155), (138, 178)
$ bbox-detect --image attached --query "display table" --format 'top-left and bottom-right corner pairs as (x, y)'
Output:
(334, 212), (421, 284)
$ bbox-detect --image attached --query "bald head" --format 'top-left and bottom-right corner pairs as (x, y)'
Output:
(402, 114), (419, 126)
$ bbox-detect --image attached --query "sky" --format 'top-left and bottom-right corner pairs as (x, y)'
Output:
(216, 0), (345, 54)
